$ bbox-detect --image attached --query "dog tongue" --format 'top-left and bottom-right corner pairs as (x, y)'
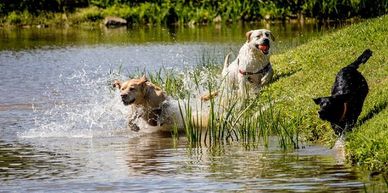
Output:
(259, 45), (269, 53)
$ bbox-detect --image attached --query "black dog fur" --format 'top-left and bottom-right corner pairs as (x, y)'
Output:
(313, 49), (372, 136)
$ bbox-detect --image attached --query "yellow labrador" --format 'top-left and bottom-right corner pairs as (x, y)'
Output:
(113, 75), (167, 131)
(114, 75), (207, 132)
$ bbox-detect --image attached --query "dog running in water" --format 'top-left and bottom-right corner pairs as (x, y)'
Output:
(113, 75), (208, 132)
(313, 49), (372, 136)
(113, 75), (168, 131)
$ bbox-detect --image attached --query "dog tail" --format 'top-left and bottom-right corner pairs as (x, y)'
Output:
(223, 52), (232, 69)
(200, 91), (219, 101)
(348, 49), (373, 69)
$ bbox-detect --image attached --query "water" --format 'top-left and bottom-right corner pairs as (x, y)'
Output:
(0, 136), (374, 192)
(1, 23), (386, 192)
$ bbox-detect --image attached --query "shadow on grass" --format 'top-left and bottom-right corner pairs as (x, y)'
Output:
(358, 100), (388, 125)
(271, 68), (301, 83)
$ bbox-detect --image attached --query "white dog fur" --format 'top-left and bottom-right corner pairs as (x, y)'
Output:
(222, 29), (275, 96)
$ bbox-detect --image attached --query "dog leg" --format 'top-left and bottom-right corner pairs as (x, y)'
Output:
(331, 123), (344, 136)
(260, 66), (273, 85)
(128, 109), (142, 132)
(344, 119), (356, 133)
(128, 121), (140, 132)
(147, 108), (162, 126)
(238, 78), (247, 97)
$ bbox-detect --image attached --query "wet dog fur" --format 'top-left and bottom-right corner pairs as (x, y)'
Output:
(114, 75), (207, 132)
(113, 75), (167, 131)
(313, 49), (372, 136)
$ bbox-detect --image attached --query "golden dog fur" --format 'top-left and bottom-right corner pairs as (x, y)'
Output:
(113, 75), (167, 129)
(114, 75), (208, 132)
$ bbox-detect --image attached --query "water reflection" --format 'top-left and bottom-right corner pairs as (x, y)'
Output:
(126, 133), (364, 192)
(1, 130), (386, 192)
(122, 133), (367, 192)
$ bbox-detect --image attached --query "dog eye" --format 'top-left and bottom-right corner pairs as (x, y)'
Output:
(265, 32), (269, 37)
(129, 87), (136, 91)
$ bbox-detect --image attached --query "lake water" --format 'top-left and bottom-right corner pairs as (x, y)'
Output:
(0, 23), (386, 192)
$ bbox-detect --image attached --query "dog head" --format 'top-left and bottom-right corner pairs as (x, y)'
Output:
(246, 29), (275, 55)
(313, 94), (348, 123)
(113, 75), (148, 106)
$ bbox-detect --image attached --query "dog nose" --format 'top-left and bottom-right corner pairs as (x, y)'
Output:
(121, 94), (128, 98)
(262, 38), (270, 45)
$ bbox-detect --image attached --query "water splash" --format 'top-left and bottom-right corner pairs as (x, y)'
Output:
(332, 136), (346, 164)
(19, 65), (133, 138)
(17, 60), (222, 139)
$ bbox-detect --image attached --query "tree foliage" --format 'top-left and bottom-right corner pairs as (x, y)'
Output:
(0, 0), (387, 21)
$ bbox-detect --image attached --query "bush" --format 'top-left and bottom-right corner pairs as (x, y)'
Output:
(6, 12), (22, 25)
(82, 6), (103, 21)
(6, 11), (33, 25)
(71, 6), (103, 23)
(192, 8), (214, 24)
(103, 5), (133, 19)
(103, 3), (176, 25)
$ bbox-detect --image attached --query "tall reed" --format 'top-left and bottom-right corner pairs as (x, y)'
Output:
(172, 65), (301, 149)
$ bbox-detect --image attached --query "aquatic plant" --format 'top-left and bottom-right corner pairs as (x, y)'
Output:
(176, 82), (301, 149)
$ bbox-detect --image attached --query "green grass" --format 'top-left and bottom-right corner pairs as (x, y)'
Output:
(265, 15), (388, 172)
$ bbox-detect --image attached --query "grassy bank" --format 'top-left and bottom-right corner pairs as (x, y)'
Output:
(267, 15), (388, 173)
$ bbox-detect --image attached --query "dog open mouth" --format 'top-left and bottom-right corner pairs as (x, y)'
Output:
(258, 44), (270, 55)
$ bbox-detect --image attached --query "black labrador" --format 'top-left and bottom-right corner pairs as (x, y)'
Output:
(313, 49), (372, 136)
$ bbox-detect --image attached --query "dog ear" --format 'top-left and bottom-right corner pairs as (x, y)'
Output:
(140, 74), (148, 81)
(139, 74), (148, 86)
(313, 97), (322, 105)
(113, 80), (122, 89)
(246, 30), (253, 42)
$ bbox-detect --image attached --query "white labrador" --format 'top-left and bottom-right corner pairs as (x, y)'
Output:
(222, 29), (275, 95)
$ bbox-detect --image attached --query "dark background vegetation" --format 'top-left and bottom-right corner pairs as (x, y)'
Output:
(1, 0), (387, 25)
